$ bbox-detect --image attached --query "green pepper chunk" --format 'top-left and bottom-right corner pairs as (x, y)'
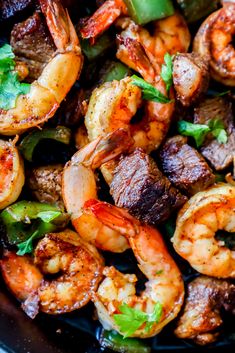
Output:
(99, 330), (151, 353)
(81, 33), (113, 61)
(100, 61), (131, 83)
(1, 201), (69, 255)
(123, 0), (174, 25)
(19, 126), (71, 162)
(176, 0), (219, 23)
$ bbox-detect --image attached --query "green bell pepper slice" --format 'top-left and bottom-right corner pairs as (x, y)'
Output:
(99, 330), (151, 353)
(81, 33), (113, 61)
(176, 0), (219, 23)
(19, 126), (71, 162)
(1, 201), (69, 255)
(123, 0), (174, 25)
(101, 61), (131, 83)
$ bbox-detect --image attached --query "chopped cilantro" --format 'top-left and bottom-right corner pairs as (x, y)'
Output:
(0, 44), (30, 110)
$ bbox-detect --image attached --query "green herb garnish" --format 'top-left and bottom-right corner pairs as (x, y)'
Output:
(113, 302), (162, 338)
(16, 230), (40, 256)
(0, 44), (30, 110)
(178, 120), (210, 147)
(131, 75), (172, 104)
(160, 53), (173, 93)
(178, 118), (228, 147)
(208, 118), (228, 144)
(1, 201), (69, 256)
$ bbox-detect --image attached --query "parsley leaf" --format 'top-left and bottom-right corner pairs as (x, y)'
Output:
(16, 230), (40, 256)
(145, 302), (162, 333)
(160, 53), (173, 93)
(178, 118), (228, 147)
(131, 75), (172, 104)
(113, 303), (162, 338)
(0, 44), (30, 110)
(178, 120), (210, 147)
(208, 118), (228, 144)
(0, 71), (30, 110)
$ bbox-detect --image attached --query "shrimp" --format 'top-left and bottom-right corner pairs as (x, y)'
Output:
(0, 230), (104, 317)
(80, 0), (128, 41)
(194, 1), (235, 86)
(90, 200), (184, 338)
(85, 14), (190, 157)
(0, 251), (43, 302)
(0, 138), (24, 210)
(62, 129), (133, 252)
(172, 184), (235, 278)
(0, 0), (83, 135)
(117, 12), (190, 67)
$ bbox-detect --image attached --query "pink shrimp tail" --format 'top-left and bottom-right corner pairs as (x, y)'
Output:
(84, 199), (136, 237)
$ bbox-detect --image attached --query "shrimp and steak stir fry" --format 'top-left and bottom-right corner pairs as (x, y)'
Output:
(0, 0), (235, 350)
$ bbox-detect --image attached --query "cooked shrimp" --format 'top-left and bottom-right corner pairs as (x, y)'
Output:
(194, 1), (235, 86)
(0, 0), (83, 135)
(34, 230), (104, 314)
(121, 12), (191, 67)
(0, 138), (24, 209)
(0, 230), (104, 317)
(62, 129), (132, 252)
(116, 15), (190, 116)
(80, 0), (128, 41)
(85, 14), (190, 156)
(90, 200), (184, 338)
(0, 251), (43, 302)
(172, 184), (235, 278)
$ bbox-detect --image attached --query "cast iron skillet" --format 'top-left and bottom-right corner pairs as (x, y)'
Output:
(0, 2), (235, 353)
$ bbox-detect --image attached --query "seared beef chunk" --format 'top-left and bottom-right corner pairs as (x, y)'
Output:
(173, 53), (209, 106)
(27, 164), (63, 206)
(160, 136), (215, 195)
(110, 149), (187, 225)
(194, 97), (235, 170)
(10, 11), (55, 82)
(0, 0), (33, 22)
(175, 276), (235, 345)
(56, 88), (87, 127)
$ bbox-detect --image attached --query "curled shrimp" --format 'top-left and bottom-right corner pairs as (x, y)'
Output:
(0, 138), (24, 209)
(117, 12), (190, 67)
(90, 200), (184, 338)
(80, 0), (128, 41)
(194, 1), (235, 86)
(85, 15), (190, 156)
(0, 230), (104, 317)
(172, 184), (235, 278)
(0, 0), (83, 135)
(62, 129), (133, 252)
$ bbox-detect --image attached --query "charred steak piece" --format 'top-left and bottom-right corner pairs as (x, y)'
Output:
(175, 276), (235, 345)
(0, 0), (33, 22)
(27, 164), (63, 207)
(173, 53), (209, 106)
(10, 11), (56, 82)
(160, 135), (215, 196)
(194, 97), (235, 170)
(110, 149), (187, 225)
